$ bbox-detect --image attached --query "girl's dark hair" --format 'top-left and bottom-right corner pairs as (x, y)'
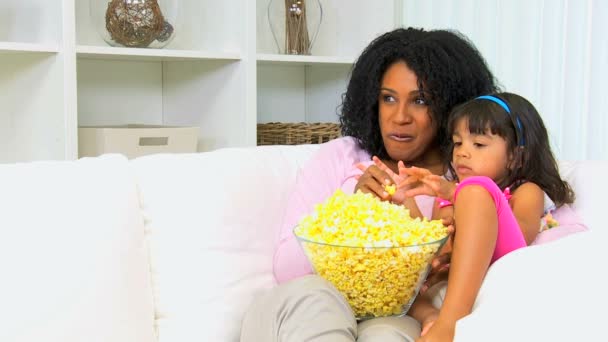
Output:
(447, 92), (575, 206)
(339, 27), (499, 160)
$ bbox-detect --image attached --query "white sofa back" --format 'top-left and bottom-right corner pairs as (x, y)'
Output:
(0, 155), (156, 342)
(129, 145), (319, 341)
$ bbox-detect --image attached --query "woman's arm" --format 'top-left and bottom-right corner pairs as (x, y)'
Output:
(273, 137), (368, 283)
(509, 182), (544, 245)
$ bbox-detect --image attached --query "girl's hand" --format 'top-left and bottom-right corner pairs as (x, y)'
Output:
(416, 318), (456, 342)
(398, 166), (456, 202)
(420, 310), (440, 337)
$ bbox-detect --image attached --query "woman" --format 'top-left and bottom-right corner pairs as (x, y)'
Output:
(241, 27), (499, 342)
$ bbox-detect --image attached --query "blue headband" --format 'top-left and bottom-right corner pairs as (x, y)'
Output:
(476, 95), (525, 146)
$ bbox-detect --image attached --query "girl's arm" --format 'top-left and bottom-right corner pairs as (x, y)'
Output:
(509, 182), (545, 245)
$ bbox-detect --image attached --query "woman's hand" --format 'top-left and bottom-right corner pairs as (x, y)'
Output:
(354, 158), (394, 201)
(421, 204), (456, 291)
(422, 250), (451, 293)
(355, 156), (409, 203)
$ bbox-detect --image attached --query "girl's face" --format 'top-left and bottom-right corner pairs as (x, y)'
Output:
(378, 61), (439, 169)
(451, 118), (512, 184)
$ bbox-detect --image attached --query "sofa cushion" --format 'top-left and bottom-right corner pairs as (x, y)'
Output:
(0, 155), (156, 342)
(130, 145), (318, 341)
(455, 231), (606, 341)
(558, 160), (606, 238)
(454, 159), (608, 341)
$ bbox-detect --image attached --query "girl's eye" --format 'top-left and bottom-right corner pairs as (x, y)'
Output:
(474, 143), (486, 148)
(452, 141), (462, 147)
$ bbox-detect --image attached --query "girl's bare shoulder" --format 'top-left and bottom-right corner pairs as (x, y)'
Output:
(512, 181), (543, 195)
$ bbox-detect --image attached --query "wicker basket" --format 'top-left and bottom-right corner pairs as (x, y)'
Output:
(257, 122), (341, 145)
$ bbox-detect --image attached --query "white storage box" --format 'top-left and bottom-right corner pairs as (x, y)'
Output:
(79, 125), (199, 159)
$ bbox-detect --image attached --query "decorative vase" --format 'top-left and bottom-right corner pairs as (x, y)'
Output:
(89, 0), (180, 49)
(267, 0), (322, 55)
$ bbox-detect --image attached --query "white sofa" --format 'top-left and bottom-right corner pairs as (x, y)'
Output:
(0, 144), (606, 342)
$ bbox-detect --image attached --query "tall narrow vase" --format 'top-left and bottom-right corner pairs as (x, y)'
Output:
(267, 0), (322, 55)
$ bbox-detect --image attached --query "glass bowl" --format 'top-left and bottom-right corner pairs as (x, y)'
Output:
(90, 0), (180, 48)
(295, 231), (448, 320)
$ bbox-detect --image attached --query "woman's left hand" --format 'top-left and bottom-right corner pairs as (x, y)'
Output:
(422, 198), (455, 293)
(421, 250), (451, 293)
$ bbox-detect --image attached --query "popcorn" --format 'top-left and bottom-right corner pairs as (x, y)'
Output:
(384, 184), (396, 195)
(294, 190), (448, 318)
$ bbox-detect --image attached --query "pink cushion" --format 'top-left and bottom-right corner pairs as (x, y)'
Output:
(531, 204), (588, 245)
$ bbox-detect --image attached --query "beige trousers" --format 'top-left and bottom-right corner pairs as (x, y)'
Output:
(240, 275), (424, 342)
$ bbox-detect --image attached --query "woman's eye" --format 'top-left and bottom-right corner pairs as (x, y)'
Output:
(414, 97), (427, 105)
(382, 95), (396, 103)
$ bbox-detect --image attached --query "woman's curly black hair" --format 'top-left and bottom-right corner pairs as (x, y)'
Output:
(339, 27), (500, 161)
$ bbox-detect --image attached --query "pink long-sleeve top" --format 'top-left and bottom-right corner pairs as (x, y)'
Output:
(273, 137), (435, 284)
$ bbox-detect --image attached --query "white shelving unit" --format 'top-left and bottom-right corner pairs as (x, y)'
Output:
(0, 0), (401, 163)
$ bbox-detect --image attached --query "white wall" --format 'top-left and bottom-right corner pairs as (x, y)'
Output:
(403, 0), (608, 161)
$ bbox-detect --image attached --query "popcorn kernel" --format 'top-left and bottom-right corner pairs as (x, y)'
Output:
(384, 184), (396, 195)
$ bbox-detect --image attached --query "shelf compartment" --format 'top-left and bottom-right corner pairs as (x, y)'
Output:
(76, 45), (241, 62)
(77, 57), (249, 153)
(76, 0), (245, 55)
(0, 0), (62, 45)
(257, 63), (350, 124)
(0, 53), (66, 163)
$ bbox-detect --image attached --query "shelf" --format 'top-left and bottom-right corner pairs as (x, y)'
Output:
(76, 45), (242, 62)
(0, 42), (59, 55)
(256, 54), (355, 66)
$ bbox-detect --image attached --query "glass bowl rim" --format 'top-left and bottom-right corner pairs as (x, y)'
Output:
(293, 226), (449, 249)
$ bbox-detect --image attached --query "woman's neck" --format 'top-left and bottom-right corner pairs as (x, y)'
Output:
(382, 150), (445, 175)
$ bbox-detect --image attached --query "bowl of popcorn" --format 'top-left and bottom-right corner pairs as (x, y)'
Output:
(294, 190), (449, 320)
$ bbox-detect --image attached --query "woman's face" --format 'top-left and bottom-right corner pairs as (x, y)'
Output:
(378, 61), (439, 166)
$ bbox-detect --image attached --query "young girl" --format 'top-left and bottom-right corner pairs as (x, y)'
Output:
(386, 92), (575, 342)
